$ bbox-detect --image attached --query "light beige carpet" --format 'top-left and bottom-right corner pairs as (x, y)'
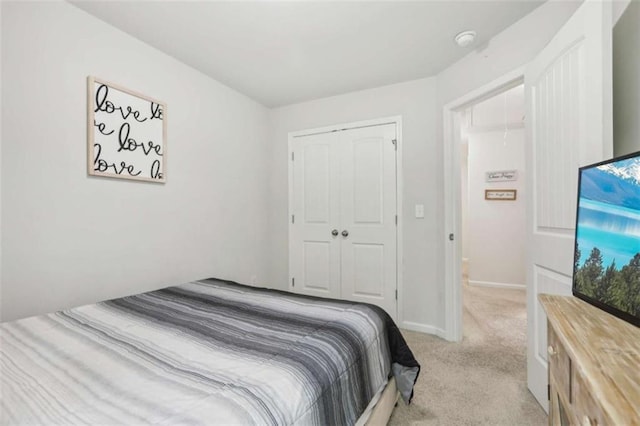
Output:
(388, 285), (547, 426)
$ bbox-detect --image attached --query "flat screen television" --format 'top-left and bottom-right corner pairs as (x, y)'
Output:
(573, 151), (640, 327)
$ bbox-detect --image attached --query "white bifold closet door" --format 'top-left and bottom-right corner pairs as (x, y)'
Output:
(290, 123), (398, 320)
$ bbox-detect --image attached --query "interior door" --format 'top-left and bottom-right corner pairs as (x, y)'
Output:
(290, 132), (341, 299)
(525, 0), (613, 411)
(340, 124), (398, 319)
(290, 122), (398, 319)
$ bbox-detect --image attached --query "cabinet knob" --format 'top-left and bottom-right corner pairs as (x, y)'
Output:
(547, 345), (557, 357)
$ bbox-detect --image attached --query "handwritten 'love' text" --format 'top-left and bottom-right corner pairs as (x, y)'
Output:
(90, 78), (166, 182)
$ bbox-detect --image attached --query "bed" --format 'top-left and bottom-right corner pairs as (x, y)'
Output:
(0, 278), (419, 425)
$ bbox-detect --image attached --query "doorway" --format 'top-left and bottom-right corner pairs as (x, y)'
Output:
(457, 85), (529, 368)
(444, 1), (613, 411)
(460, 85), (526, 292)
(442, 69), (525, 343)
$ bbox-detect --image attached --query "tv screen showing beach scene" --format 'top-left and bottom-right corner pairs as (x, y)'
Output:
(573, 152), (640, 326)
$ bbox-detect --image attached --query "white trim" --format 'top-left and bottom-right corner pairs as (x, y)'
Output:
(443, 67), (525, 343)
(464, 122), (525, 135)
(401, 321), (447, 339)
(395, 118), (404, 325)
(443, 68), (525, 112)
(289, 116), (401, 139)
(287, 133), (294, 292)
(468, 280), (526, 289)
(442, 107), (461, 342)
(287, 116), (404, 323)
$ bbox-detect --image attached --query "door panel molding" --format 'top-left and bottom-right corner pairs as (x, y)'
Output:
(532, 265), (572, 363)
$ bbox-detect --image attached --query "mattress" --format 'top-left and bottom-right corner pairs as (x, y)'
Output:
(0, 278), (419, 425)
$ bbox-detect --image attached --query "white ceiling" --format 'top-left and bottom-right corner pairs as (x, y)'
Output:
(71, 1), (545, 108)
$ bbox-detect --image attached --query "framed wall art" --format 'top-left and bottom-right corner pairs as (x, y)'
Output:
(87, 76), (167, 183)
(485, 189), (517, 201)
(485, 169), (518, 182)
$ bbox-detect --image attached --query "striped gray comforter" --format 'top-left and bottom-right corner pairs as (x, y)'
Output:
(1, 278), (419, 425)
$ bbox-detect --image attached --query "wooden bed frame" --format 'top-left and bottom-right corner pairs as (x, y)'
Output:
(362, 377), (400, 425)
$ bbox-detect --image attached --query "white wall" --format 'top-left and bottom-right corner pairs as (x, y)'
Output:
(1, 1), (270, 321)
(268, 78), (439, 332)
(469, 85), (525, 130)
(467, 129), (525, 287)
(613, 0), (640, 156)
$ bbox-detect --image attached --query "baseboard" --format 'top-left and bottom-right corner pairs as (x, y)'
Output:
(468, 280), (525, 289)
(401, 321), (446, 338)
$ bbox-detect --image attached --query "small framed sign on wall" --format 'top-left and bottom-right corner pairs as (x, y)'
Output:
(485, 169), (518, 182)
(485, 189), (517, 201)
(87, 76), (167, 183)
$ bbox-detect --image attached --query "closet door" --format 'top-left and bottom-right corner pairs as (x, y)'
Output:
(290, 133), (341, 299)
(289, 122), (398, 319)
(339, 124), (397, 318)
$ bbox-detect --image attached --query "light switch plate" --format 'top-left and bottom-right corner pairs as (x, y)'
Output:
(415, 204), (425, 218)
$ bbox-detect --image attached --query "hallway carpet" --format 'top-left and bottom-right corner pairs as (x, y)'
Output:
(388, 285), (547, 425)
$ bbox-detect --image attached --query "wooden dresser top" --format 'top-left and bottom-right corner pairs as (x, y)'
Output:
(539, 294), (640, 425)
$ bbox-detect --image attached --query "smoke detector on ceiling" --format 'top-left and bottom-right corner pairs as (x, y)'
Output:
(454, 31), (476, 48)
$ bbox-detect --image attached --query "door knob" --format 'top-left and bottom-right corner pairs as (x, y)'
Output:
(341, 230), (349, 237)
(331, 229), (339, 236)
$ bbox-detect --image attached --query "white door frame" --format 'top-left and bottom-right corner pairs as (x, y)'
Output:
(442, 68), (524, 342)
(287, 116), (404, 323)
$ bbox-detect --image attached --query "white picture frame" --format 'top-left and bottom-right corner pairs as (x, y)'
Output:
(87, 76), (167, 183)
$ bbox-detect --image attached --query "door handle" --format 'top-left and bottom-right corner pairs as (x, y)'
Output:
(341, 230), (349, 237)
(331, 229), (339, 237)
